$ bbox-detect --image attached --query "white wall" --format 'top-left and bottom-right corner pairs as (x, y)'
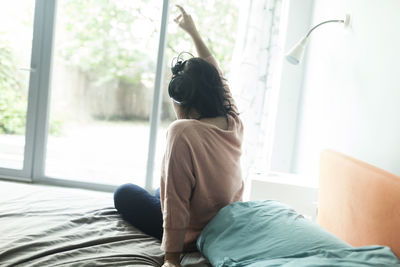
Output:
(293, 0), (400, 181)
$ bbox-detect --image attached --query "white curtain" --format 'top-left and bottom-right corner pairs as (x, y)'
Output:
(229, 0), (283, 178)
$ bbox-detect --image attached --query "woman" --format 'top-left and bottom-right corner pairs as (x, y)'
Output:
(114, 5), (244, 267)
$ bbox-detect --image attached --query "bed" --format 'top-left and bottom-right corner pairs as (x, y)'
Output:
(0, 180), (210, 267)
(1, 149), (399, 266)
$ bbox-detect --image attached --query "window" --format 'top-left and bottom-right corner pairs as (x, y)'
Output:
(0, 0), (250, 191)
(0, 0), (286, 191)
(46, 0), (164, 187)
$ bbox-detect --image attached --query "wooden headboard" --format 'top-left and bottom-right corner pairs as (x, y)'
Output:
(318, 149), (400, 258)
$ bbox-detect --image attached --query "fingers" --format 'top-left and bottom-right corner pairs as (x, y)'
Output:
(174, 14), (182, 23)
(176, 5), (187, 16)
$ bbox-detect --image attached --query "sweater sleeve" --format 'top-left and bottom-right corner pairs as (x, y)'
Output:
(161, 124), (195, 252)
(204, 55), (238, 114)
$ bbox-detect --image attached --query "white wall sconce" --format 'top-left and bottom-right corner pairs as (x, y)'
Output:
(286, 14), (351, 65)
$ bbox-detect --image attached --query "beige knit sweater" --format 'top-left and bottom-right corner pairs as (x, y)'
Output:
(160, 56), (244, 252)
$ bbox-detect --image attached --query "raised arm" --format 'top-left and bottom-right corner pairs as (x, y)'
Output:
(175, 5), (211, 59)
(174, 5), (239, 115)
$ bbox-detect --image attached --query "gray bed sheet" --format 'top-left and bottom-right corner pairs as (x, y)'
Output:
(0, 180), (210, 267)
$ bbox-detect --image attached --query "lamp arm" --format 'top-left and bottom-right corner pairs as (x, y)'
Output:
(305, 19), (344, 38)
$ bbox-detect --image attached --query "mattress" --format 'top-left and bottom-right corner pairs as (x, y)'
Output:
(0, 180), (210, 267)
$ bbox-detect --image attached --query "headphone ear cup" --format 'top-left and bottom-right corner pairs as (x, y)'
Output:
(168, 74), (184, 104)
(168, 75), (178, 98)
(168, 73), (194, 105)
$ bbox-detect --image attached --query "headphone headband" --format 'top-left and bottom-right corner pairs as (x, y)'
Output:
(170, 51), (194, 75)
(170, 51), (194, 69)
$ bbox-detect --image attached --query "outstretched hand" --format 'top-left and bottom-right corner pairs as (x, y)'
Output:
(174, 5), (198, 37)
(173, 5), (211, 59)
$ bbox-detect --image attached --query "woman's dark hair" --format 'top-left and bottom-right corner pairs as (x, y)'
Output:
(168, 56), (232, 119)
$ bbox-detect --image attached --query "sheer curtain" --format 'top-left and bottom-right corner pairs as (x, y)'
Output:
(229, 0), (283, 179)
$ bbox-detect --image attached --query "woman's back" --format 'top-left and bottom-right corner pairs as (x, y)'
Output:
(160, 110), (244, 252)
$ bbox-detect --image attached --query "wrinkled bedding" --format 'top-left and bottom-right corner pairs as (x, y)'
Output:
(0, 180), (209, 267)
(197, 200), (400, 267)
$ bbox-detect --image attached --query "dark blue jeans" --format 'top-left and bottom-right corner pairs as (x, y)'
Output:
(113, 184), (163, 240)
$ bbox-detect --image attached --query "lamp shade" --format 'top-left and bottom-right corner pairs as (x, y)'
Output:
(286, 37), (308, 65)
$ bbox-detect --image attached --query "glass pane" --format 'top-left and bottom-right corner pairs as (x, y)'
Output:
(0, 1), (35, 169)
(153, 1), (241, 188)
(46, 0), (162, 186)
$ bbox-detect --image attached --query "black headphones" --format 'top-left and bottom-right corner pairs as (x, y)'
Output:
(168, 52), (194, 105)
